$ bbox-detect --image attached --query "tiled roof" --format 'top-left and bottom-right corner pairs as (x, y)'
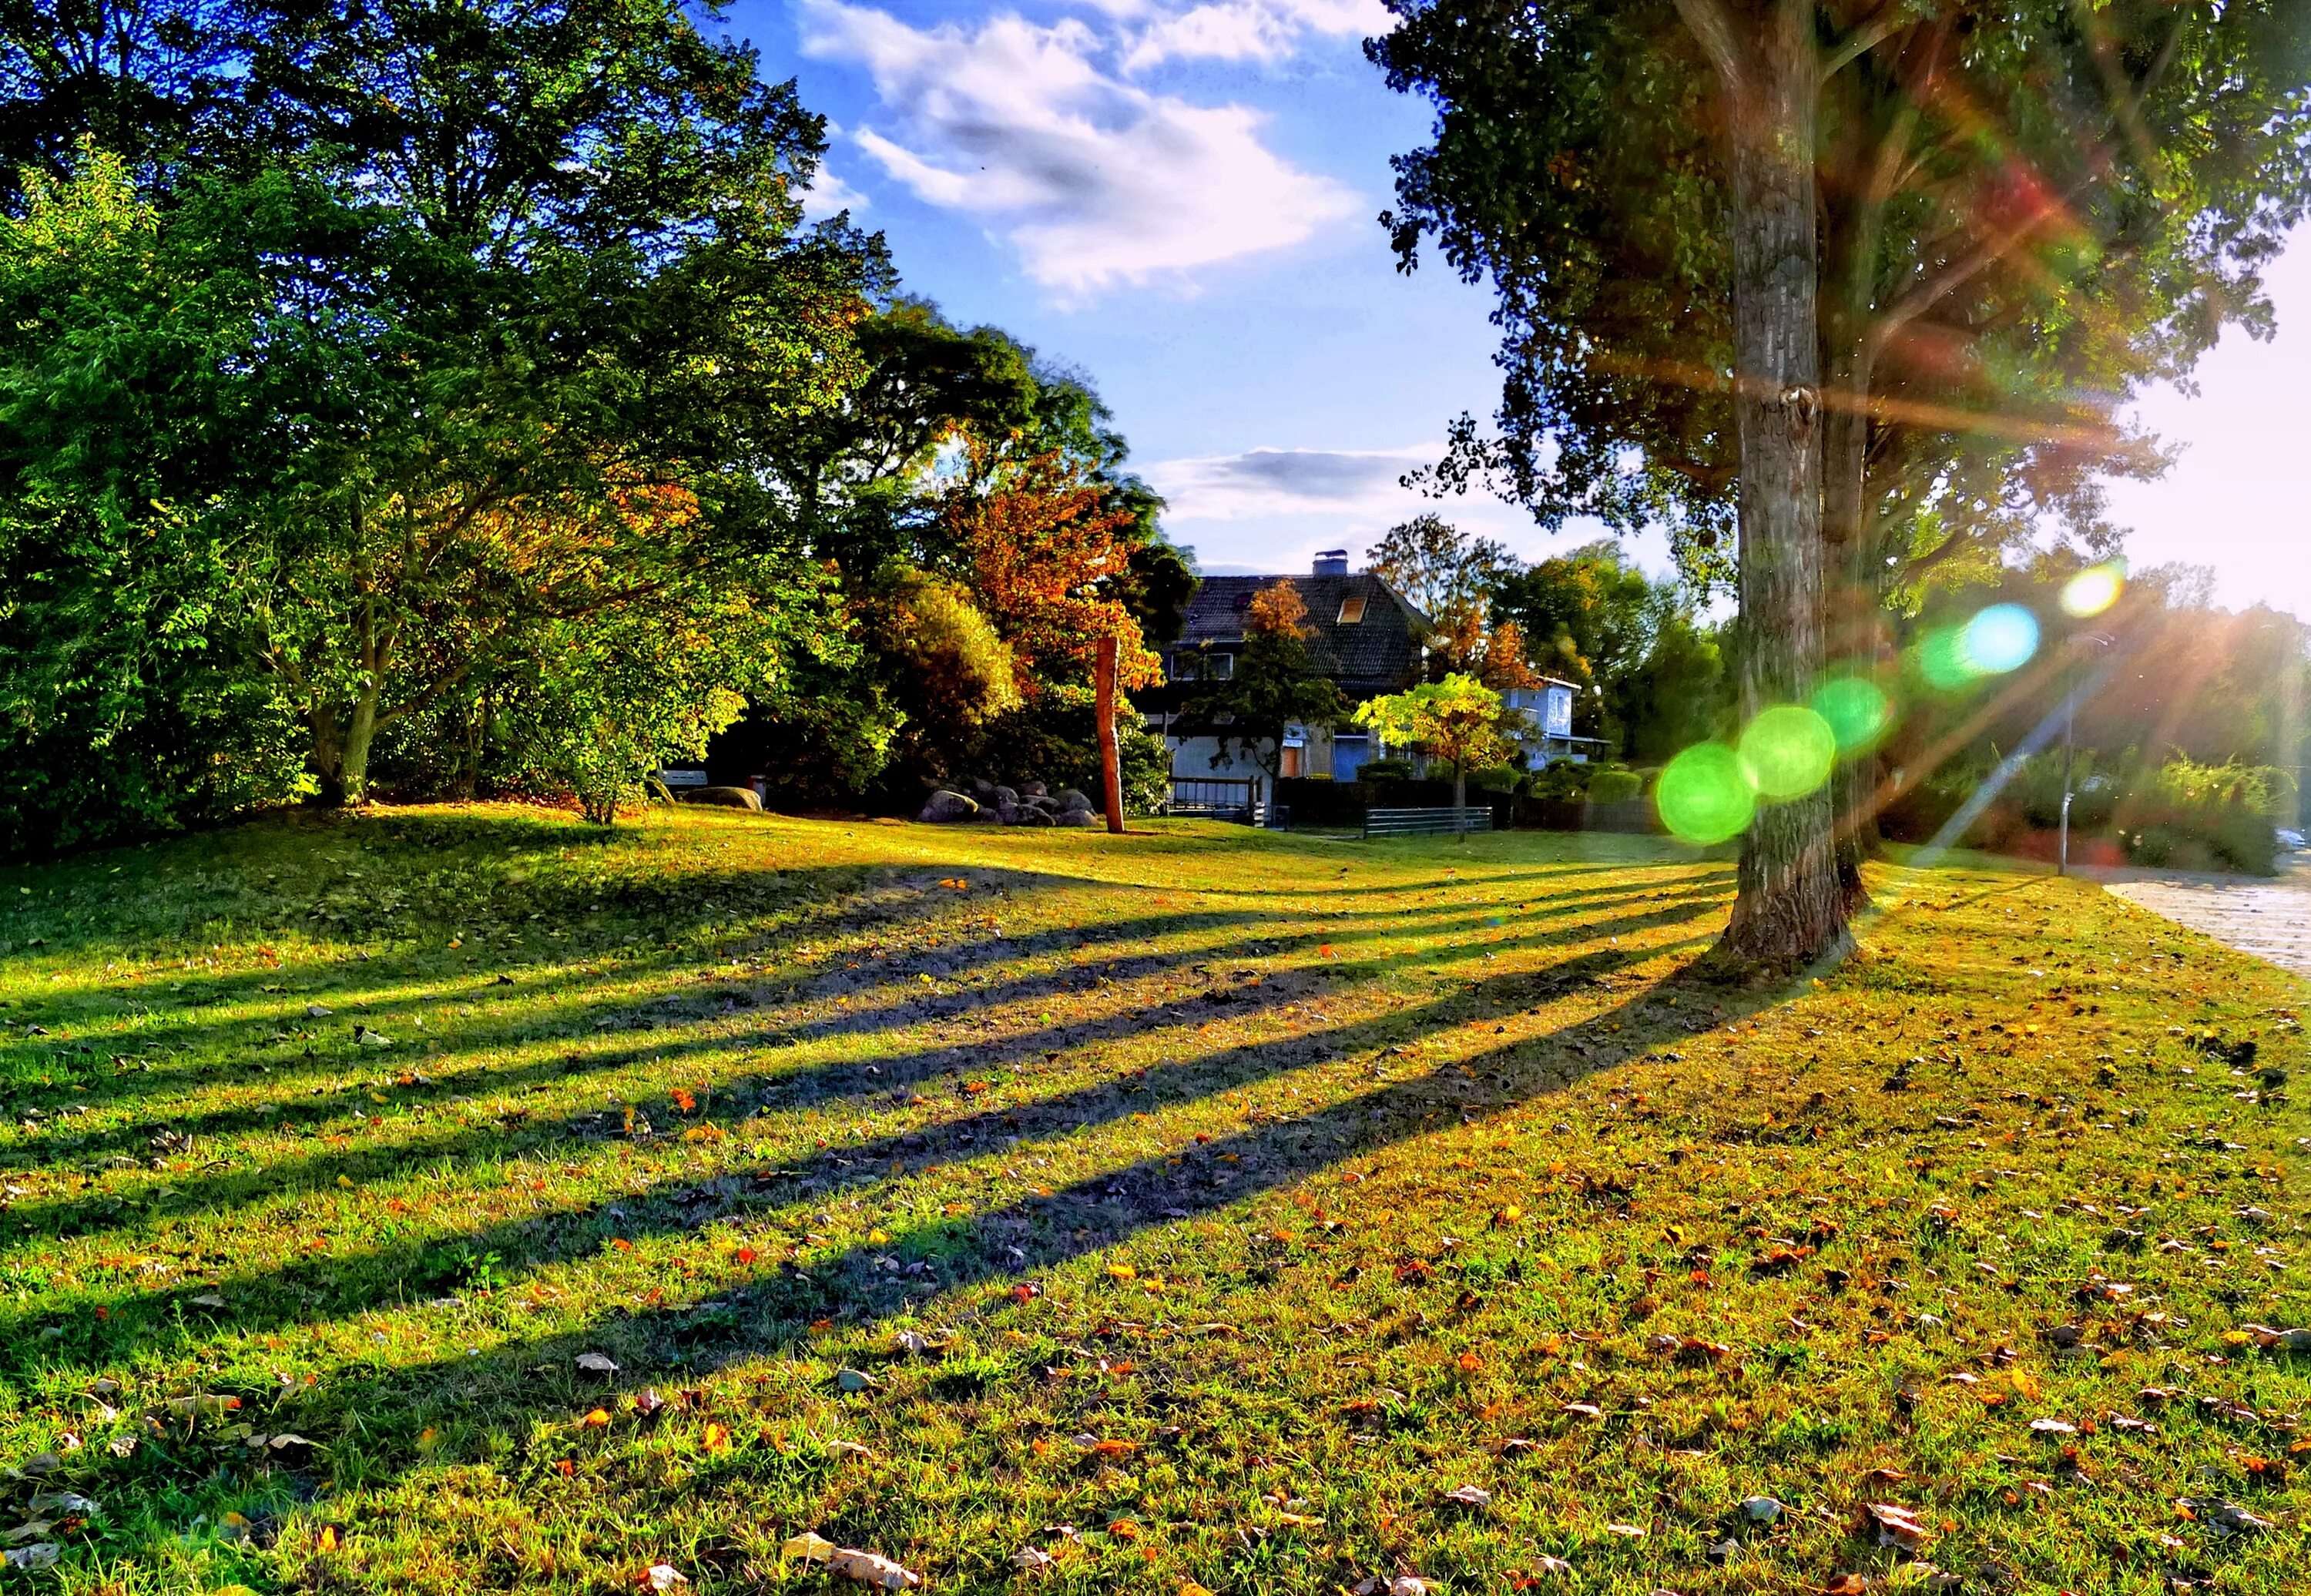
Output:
(1173, 574), (1431, 692)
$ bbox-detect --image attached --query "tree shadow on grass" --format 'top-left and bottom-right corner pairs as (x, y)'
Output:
(3, 884), (1729, 1253)
(17, 913), (1777, 1561)
(8, 863), (1722, 1206)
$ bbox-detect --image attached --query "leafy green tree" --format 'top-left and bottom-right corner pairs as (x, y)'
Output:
(1179, 581), (1347, 783)
(1364, 513), (1514, 622)
(870, 569), (1021, 790)
(0, 0), (250, 200)
(1352, 673), (1528, 830)
(0, 147), (314, 854)
(1372, 0), (2311, 967)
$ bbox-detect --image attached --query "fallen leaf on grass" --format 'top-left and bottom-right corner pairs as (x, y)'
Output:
(646, 1566), (688, 1591)
(1865, 1503), (1930, 1551)
(2233, 1324), (2311, 1353)
(783, 1533), (837, 1563)
(1823, 1576), (1867, 1595)
(1741, 1496), (1785, 1523)
(580, 1410), (611, 1429)
(2028, 1417), (2078, 1437)
(1645, 1333), (1731, 1365)
(1604, 1523), (1646, 1538)
(1439, 1484), (1491, 1508)
(836, 1369), (875, 1393)
(1531, 1555), (1572, 1576)
(1011, 1547), (1054, 1573)
(2, 1544), (59, 1572)
(575, 1353), (619, 1375)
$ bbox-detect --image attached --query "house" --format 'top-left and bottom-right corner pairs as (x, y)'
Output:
(1501, 681), (1605, 768)
(1141, 551), (1431, 782)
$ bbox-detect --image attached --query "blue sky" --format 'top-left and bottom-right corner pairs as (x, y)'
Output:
(726, 0), (2307, 622)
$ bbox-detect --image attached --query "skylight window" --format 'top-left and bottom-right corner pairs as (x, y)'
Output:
(1337, 596), (1367, 624)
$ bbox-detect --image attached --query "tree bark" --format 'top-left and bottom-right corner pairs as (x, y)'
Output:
(1683, 0), (1850, 971)
(310, 680), (383, 806)
(1095, 634), (1125, 833)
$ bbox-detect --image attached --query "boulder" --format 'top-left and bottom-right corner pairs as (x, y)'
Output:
(1055, 808), (1100, 828)
(918, 790), (978, 823)
(1018, 780), (1048, 799)
(971, 778), (1001, 803)
(1056, 789), (1092, 813)
(1026, 794), (1058, 813)
(683, 785), (763, 811)
(993, 785), (1019, 807)
(999, 802), (1052, 826)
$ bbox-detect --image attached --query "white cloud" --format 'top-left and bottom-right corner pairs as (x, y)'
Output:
(797, 1), (1359, 294)
(796, 160), (869, 221)
(1145, 444), (1441, 520)
(1118, 0), (1389, 72)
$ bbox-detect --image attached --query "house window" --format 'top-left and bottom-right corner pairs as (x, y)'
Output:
(1337, 596), (1367, 624)
(1169, 651), (1201, 681)
(1207, 652), (1234, 680)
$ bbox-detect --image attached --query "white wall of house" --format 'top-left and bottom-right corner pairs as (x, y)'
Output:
(1161, 724), (1376, 782)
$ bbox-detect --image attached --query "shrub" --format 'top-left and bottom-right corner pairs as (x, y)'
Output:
(1530, 761), (1592, 801)
(1357, 756), (1419, 783)
(1469, 763), (1526, 793)
(1587, 766), (1643, 803)
(2120, 758), (2283, 874)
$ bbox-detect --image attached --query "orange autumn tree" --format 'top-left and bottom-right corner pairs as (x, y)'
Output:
(1427, 597), (1544, 692)
(944, 447), (1162, 699)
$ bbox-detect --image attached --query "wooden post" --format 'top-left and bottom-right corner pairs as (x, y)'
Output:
(1095, 634), (1125, 834)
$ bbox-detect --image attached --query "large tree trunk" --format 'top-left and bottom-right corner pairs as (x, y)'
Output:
(1682, 0), (1850, 972)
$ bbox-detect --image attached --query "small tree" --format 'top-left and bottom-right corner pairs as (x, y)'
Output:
(1353, 673), (1530, 833)
(1181, 580), (1347, 781)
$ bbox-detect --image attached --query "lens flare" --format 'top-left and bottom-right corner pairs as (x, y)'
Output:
(2060, 563), (2124, 617)
(1915, 626), (1975, 691)
(1810, 677), (1893, 753)
(1959, 604), (2040, 676)
(1655, 742), (1755, 845)
(1739, 706), (1838, 801)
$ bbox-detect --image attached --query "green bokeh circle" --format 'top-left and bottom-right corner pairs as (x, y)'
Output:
(1810, 676), (1893, 754)
(1916, 625), (1977, 691)
(1739, 706), (1838, 801)
(1655, 742), (1756, 845)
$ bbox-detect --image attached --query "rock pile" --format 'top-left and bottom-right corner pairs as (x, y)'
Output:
(917, 780), (1102, 827)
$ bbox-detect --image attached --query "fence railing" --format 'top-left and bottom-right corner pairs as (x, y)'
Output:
(1166, 776), (1264, 824)
(1364, 806), (1494, 839)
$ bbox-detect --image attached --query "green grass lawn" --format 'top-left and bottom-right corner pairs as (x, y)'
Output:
(1, 805), (2304, 1595)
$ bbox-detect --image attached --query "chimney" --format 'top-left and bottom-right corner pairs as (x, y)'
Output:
(1313, 549), (1349, 578)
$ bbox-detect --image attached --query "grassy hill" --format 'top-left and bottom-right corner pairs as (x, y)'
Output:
(1, 806), (2304, 1594)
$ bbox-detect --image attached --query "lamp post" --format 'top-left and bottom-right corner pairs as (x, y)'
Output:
(2058, 632), (2113, 876)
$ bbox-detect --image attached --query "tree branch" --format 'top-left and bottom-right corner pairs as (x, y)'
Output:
(1820, 5), (1912, 83)
(1670, 0), (1747, 97)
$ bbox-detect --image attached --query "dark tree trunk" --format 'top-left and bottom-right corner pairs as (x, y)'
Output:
(1681, 0), (1850, 971)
